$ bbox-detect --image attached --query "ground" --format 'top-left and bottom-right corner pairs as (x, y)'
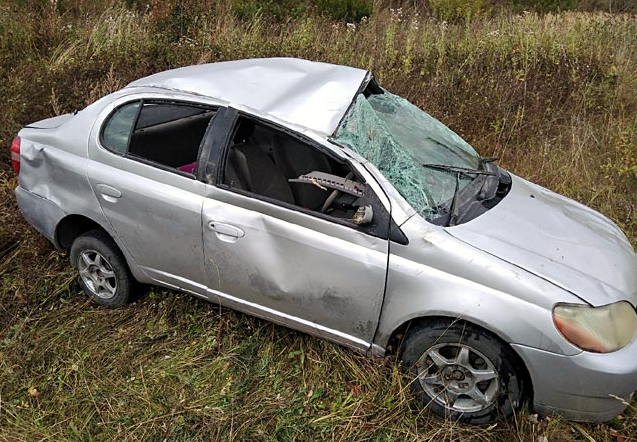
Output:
(1, 1), (636, 440)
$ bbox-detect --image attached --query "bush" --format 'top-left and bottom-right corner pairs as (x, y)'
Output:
(231, 0), (309, 20)
(313, 0), (373, 21)
(231, 0), (372, 21)
(512, 0), (578, 12)
(427, 0), (490, 21)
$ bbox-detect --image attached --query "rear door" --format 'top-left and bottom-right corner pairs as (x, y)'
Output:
(200, 111), (391, 352)
(87, 97), (217, 294)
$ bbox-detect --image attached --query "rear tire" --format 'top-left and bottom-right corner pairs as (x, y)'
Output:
(400, 320), (525, 424)
(70, 229), (132, 308)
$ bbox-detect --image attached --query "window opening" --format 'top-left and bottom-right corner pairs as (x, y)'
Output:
(222, 118), (377, 226)
(127, 102), (216, 173)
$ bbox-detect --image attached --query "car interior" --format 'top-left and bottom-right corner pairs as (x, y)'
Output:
(100, 101), (397, 239)
(127, 102), (216, 172)
(222, 118), (366, 221)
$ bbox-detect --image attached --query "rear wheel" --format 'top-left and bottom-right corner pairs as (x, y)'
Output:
(400, 320), (525, 424)
(70, 229), (132, 308)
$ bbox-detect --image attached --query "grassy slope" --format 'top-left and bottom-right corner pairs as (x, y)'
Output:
(1, 1), (636, 440)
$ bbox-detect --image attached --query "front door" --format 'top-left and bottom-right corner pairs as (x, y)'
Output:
(201, 113), (390, 352)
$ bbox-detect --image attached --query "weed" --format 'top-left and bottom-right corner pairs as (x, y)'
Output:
(1, 1), (637, 440)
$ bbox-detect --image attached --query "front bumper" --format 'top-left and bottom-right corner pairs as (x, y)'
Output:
(512, 340), (637, 422)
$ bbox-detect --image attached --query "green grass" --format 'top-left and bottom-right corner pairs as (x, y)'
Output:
(1, 1), (637, 440)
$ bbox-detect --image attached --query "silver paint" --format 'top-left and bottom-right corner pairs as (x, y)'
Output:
(512, 341), (637, 422)
(201, 183), (388, 351)
(13, 58), (637, 423)
(375, 214), (583, 356)
(126, 58), (368, 137)
(447, 174), (637, 307)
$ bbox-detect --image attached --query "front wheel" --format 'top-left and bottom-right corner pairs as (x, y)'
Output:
(400, 320), (526, 424)
(70, 229), (133, 308)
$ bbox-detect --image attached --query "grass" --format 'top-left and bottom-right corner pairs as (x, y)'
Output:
(1, 0), (637, 440)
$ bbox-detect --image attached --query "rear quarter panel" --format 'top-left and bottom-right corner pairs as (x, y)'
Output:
(16, 100), (140, 277)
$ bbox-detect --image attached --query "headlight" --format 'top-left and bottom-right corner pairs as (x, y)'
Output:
(553, 301), (637, 353)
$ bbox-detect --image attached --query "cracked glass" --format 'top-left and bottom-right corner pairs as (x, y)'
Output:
(333, 89), (481, 220)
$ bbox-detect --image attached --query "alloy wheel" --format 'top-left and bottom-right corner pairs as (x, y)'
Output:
(77, 249), (118, 299)
(417, 342), (500, 413)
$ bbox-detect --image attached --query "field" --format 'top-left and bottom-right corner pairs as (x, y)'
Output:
(1, 0), (637, 440)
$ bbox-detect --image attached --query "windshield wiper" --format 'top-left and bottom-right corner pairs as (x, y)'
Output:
(477, 157), (501, 201)
(423, 163), (496, 227)
(447, 172), (462, 226)
(479, 157), (499, 167)
(422, 163), (496, 177)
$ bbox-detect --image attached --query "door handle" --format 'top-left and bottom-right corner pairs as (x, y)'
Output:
(208, 221), (245, 239)
(96, 183), (122, 202)
(96, 183), (122, 198)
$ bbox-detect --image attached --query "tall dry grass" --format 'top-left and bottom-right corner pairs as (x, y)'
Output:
(1, 1), (636, 440)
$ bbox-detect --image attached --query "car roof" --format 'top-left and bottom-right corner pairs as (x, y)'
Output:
(125, 58), (369, 136)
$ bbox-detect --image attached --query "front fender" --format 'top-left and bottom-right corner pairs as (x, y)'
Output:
(373, 218), (582, 357)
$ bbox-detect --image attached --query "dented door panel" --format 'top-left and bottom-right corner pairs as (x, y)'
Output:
(202, 185), (389, 351)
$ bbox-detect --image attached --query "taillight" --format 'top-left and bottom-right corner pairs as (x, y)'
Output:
(10, 136), (20, 175)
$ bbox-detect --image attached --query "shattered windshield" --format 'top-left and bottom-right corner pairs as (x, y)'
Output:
(332, 89), (481, 220)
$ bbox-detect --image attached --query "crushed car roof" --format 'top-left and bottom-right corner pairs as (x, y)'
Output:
(125, 58), (369, 136)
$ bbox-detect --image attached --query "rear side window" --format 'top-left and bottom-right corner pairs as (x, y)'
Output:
(128, 103), (215, 172)
(101, 100), (216, 175)
(102, 101), (140, 154)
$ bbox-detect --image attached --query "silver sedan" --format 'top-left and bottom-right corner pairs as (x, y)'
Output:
(12, 58), (637, 424)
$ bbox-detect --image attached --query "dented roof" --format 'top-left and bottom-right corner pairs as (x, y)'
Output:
(125, 58), (369, 136)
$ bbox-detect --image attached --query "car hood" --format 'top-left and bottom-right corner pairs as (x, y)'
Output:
(447, 173), (637, 306)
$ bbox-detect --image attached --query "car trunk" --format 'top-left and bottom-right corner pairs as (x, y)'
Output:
(25, 114), (75, 129)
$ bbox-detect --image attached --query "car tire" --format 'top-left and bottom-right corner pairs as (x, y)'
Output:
(400, 319), (525, 424)
(70, 229), (133, 308)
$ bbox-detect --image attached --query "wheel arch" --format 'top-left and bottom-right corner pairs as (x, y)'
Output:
(55, 214), (105, 251)
(384, 314), (534, 405)
(54, 214), (145, 282)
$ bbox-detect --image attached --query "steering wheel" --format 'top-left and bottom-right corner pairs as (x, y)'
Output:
(320, 172), (354, 213)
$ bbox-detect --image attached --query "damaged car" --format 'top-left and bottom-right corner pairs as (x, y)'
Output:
(12, 57), (637, 424)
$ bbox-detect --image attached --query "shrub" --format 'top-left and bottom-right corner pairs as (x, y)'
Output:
(427, 0), (490, 22)
(513, 0), (579, 12)
(231, 0), (309, 20)
(313, 0), (373, 21)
